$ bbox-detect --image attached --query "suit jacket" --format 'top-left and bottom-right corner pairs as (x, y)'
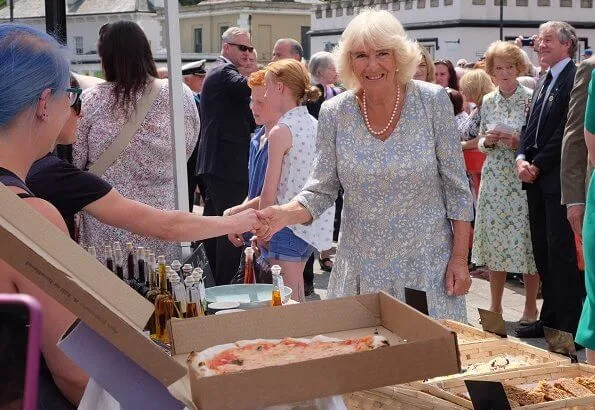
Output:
(561, 56), (595, 204)
(195, 56), (255, 184)
(517, 60), (577, 194)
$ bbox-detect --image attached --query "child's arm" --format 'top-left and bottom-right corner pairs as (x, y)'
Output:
(259, 124), (292, 210)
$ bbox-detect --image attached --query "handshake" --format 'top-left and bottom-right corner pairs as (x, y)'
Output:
(223, 206), (283, 247)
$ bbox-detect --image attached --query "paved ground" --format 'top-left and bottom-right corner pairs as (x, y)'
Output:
(307, 246), (587, 362)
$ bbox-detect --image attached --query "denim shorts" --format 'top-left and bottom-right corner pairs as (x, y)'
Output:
(261, 227), (315, 262)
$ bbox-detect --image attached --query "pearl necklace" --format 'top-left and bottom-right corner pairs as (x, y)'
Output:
(362, 85), (401, 137)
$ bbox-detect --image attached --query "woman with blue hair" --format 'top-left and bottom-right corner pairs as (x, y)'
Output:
(0, 24), (88, 407)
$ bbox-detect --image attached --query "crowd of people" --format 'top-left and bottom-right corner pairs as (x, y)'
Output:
(1, 8), (595, 408)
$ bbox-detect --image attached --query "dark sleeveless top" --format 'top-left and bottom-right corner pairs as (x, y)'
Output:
(0, 167), (77, 409)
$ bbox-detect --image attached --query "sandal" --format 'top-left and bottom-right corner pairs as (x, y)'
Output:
(518, 311), (539, 326)
(318, 257), (333, 272)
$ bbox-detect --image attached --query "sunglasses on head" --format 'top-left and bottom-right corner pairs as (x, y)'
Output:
(226, 42), (254, 53)
(99, 23), (109, 37)
(67, 87), (82, 115)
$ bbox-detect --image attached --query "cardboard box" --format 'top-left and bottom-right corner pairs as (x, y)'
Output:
(0, 185), (186, 386)
(169, 292), (462, 410)
(0, 185), (460, 409)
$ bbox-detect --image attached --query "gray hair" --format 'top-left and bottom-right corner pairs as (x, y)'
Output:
(539, 21), (577, 58)
(275, 38), (303, 59)
(308, 51), (335, 79)
(221, 27), (251, 44)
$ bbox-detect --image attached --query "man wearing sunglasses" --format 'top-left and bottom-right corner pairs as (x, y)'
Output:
(195, 26), (258, 285)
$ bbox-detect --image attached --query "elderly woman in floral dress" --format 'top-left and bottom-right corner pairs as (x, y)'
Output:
(256, 10), (474, 321)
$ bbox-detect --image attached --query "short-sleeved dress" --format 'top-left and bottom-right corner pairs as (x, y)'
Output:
(294, 80), (474, 321)
(73, 81), (200, 261)
(576, 69), (595, 349)
(471, 85), (537, 274)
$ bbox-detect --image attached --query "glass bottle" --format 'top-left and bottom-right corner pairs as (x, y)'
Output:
(137, 247), (146, 284)
(154, 255), (174, 344)
(166, 266), (174, 295)
(114, 248), (125, 280)
(182, 263), (193, 280)
(196, 271), (207, 315)
(184, 275), (199, 318)
(271, 265), (284, 307)
(125, 242), (135, 285)
(171, 260), (182, 278)
(104, 245), (114, 272)
(88, 246), (97, 259)
(113, 241), (121, 253)
(170, 272), (186, 318)
(243, 247), (255, 284)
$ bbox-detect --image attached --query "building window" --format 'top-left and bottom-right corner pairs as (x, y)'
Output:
(581, 0), (593, 6)
(219, 25), (229, 48)
(346, 3), (354, 14)
(315, 7), (322, 18)
(193, 28), (202, 53)
(560, 0), (572, 6)
(430, 0), (439, 6)
(417, 0), (426, 7)
(537, 0), (550, 5)
(336, 6), (343, 16)
(301, 26), (311, 59)
(405, 0), (413, 9)
(472, 0), (486, 4)
(74, 36), (83, 55)
(325, 7), (332, 17)
(494, 0), (507, 5)
(444, 0), (453, 5)
(393, 1), (401, 9)
(517, 0), (528, 5)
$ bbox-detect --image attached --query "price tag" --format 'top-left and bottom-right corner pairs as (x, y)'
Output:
(465, 380), (511, 410)
(183, 243), (215, 288)
(404, 288), (429, 315)
(478, 308), (507, 338)
(543, 326), (578, 363)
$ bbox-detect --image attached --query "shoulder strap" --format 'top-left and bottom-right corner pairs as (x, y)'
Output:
(88, 78), (166, 176)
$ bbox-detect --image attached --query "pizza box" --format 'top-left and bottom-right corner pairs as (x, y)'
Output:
(0, 185), (186, 406)
(168, 291), (462, 409)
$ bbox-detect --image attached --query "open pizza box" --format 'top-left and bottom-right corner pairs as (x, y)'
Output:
(0, 184), (461, 409)
(167, 291), (462, 409)
(0, 184), (186, 409)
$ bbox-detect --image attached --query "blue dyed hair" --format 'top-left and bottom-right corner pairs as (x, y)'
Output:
(0, 23), (70, 129)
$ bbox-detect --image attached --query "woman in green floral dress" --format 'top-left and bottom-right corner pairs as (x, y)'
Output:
(471, 41), (539, 323)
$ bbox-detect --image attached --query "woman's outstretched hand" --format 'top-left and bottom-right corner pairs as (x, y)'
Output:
(254, 205), (286, 242)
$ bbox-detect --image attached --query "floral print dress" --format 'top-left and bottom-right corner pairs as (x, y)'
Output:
(73, 81), (200, 261)
(294, 81), (474, 321)
(471, 85), (537, 274)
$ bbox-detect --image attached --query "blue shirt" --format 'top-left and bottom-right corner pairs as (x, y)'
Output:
(247, 127), (268, 199)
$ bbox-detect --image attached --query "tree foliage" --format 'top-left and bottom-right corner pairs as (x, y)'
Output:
(0, 0), (7, 9)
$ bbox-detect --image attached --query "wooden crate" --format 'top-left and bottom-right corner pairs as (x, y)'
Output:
(439, 319), (500, 345)
(399, 339), (570, 391)
(344, 386), (463, 409)
(426, 364), (595, 409)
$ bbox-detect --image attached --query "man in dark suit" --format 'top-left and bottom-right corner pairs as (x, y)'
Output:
(515, 21), (583, 339)
(561, 54), (595, 239)
(196, 27), (256, 284)
(182, 60), (207, 213)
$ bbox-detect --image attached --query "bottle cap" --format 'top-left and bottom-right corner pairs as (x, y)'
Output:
(113, 241), (121, 250)
(170, 272), (181, 283)
(244, 247), (255, 257)
(191, 267), (204, 280)
(171, 260), (182, 271)
(157, 255), (166, 264)
(88, 246), (97, 257)
(184, 276), (195, 286)
(182, 263), (193, 272)
(166, 266), (173, 277)
(126, 242), (133, 250)
(271, 265), (282, 275)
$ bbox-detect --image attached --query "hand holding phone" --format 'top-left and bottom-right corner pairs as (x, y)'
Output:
(0, 294), (42, 410)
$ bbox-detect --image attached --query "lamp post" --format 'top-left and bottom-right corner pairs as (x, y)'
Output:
(499, 0), (504, 41)
(9, 0), (14, 22)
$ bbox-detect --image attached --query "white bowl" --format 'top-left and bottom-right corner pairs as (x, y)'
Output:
(205, 284), (293, 309)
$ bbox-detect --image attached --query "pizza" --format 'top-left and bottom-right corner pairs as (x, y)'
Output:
(187, 335), (389, 377)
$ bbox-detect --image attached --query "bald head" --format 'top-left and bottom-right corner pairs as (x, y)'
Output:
(272, 38), (303, 62)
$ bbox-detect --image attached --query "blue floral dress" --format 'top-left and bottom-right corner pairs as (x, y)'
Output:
(294, 81), (474, 321)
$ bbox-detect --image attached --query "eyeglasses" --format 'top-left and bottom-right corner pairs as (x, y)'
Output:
(226, 42), (254, 53)
(67, 87), (82, 115)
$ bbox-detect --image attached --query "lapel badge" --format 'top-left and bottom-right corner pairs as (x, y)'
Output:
(548, 95), (554, 102)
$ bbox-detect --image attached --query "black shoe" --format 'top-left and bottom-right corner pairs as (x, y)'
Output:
(304, 282), (315, 297)
(515, 320), (544, 338)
